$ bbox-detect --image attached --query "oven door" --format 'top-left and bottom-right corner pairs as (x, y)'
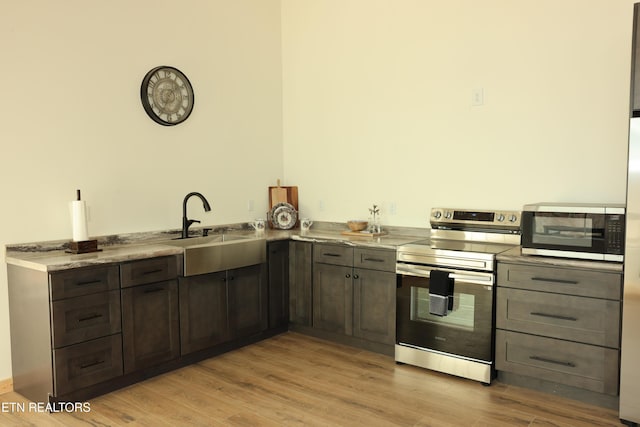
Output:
(396, 264), (494, 362)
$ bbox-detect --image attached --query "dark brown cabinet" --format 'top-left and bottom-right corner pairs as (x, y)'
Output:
(267, 240), (289, 329)
(179, 271), (228, 355)
(49, 265), (123, 398)
(121, 257), (180, 374)
(8, 263), (124, 402)
(228, 264), (269, 338)
(353, 268), (396, 345)
(313, 262), (353, 334)
(179, 263), (267, 355)
(289, 240), (313, 326)
(312, 243), (396, 347)
(495, 261), (622, 396)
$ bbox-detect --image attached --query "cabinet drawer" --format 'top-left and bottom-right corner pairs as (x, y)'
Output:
(354, 248), (395, 272)
(120, 256), (178, 288)
(495, 330), (619, 395)
(313, 243), (353, 267)
(496, 288), (620, 348)
(52, 334), (123, 396)
(50, 265), (119, 300)
(51, 290), (122, 348)
(497, 263), (621, 300)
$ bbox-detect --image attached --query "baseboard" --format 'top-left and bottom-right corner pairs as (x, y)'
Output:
(0, 378), (13, 395)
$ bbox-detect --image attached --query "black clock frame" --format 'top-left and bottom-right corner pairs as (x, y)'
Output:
(140, 66), (194, 126)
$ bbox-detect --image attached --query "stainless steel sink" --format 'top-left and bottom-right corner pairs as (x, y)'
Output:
(164, 234), (250, 247)
(162, 234), (266, 276)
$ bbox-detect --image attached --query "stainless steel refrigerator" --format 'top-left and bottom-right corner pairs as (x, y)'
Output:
(621, 4), (640, 425)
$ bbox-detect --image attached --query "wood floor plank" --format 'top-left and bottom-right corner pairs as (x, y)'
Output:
(0, 332), (624, 426)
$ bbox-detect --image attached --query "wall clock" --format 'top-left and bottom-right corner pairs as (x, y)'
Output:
(140, 66), (194, 126)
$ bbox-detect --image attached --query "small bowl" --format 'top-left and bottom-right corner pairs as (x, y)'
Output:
(347, 220), (368, 232)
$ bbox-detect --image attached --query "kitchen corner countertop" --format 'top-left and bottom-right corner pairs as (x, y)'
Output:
(4, 222), (427, 272)
(497, 246), (623, 273)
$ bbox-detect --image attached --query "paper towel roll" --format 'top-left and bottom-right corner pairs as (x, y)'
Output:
(70, 200), (89, 242)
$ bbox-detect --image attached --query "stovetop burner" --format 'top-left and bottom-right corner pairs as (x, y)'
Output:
(397, 207), (522, 272)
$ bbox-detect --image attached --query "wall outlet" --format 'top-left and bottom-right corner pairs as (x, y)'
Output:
(389, 202), (397, 215)
(247, 199), (254, 212)
(319, 200), (325, 211)
(472, 88), (484, 106)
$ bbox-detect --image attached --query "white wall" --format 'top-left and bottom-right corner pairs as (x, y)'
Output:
(0, 1), (282, 381)
(282, 0), (637, 226)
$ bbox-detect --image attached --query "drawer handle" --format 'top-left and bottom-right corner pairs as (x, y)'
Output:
(363, 257), (385, 263)
(141, 269), (163, 276)
(143, 287), (164, 294)
(530, 312), (578, 322)
(529, 355), (576, 368)
(76, 280), (102, 287)
(78, 313), (103, 322)
(80, 359), (105, 369)
(531, 277), (578, 285)
(323, 253), (342, 257)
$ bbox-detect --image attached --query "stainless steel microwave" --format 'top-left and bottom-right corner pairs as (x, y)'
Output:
(521, 203), (625, 262)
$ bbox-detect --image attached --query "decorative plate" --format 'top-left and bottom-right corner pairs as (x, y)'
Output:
(270, 202), (297, 229)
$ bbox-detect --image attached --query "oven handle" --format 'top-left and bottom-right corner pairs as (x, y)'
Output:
(396, 263), (494, 286)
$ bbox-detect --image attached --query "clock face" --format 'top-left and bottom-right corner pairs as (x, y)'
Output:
(140, 66), (194, 126)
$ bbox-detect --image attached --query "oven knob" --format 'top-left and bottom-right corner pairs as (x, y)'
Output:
(509, 214), (518, 222)
(433, 210), (442, 219)
(444, 211), (452, 219)
(497, 214), (505, 222)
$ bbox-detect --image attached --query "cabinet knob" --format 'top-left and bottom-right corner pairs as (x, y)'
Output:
(353, 274), (359, 279)
(346, 273), (351, 278)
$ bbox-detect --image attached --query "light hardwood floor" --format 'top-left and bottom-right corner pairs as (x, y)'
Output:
(0, 332), (623, 426)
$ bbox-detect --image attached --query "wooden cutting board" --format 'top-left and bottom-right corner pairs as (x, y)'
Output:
(269, 180), (298, 211)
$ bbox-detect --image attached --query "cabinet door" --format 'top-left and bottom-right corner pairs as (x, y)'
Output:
(122, 280), (180, 373)
(353, 269), (396, 345)
(227, 264), (268, 339)
(268, 240), (289, 329)
(289, 241), (313, 326)
(313, 263), (353, 335)
(179, 272), (228, 355)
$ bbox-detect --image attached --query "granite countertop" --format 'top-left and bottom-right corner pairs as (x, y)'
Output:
(4, 222), (427, 272)
(497, 246), (623, 273)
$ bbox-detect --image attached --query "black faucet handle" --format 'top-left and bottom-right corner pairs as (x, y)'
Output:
(202, 228), (213, 237)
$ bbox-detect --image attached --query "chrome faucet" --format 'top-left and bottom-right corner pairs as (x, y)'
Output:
(182, 192), (212, 238)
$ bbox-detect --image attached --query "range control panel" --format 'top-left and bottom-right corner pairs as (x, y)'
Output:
(431, 208), (521, 230)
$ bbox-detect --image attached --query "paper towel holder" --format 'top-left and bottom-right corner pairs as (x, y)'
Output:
(68, 240), (100, 254)
(67, 189), (100, 254)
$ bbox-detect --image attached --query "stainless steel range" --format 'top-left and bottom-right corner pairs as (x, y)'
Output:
(396, 207), (521, 384)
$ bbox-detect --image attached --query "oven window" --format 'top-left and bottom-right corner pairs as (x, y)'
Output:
(411, 287), (474, 330)
(396, 274), (493, 362)
(531, 214), (603, 248)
